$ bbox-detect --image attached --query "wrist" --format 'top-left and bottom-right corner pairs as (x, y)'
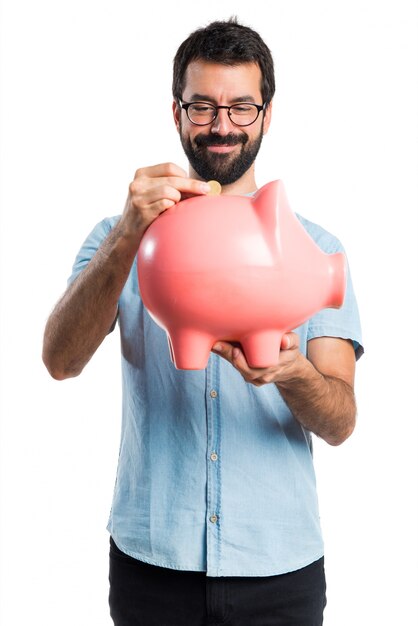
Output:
(116, 211), (148, 246)
(275, 352), (323, 391)
(92, 220), (143, 281)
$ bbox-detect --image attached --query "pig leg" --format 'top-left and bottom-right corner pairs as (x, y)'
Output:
(240, 330), (283, 369)
(167, 327), (214, 370)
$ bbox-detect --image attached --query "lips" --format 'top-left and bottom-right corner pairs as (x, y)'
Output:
(206, 145), (238, 153)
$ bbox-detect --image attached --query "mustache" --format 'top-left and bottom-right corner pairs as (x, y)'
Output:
(194, 133), (248, 148)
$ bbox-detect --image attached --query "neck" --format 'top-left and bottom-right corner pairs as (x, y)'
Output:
(188, 164), (257, 195)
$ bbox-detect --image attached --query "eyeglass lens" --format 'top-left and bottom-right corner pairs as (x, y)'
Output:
(187, 103), (260, 126)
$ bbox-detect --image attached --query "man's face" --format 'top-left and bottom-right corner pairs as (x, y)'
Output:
(173, 61), (272, 185)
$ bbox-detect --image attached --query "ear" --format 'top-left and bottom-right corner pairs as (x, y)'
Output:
(262, 100), (273, 135)
(173, 100), (181, 133)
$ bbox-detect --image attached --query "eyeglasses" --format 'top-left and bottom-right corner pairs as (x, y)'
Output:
(180, 100), (266, 127)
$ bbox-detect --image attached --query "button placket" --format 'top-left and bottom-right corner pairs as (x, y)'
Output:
(205, 356), (222, 575)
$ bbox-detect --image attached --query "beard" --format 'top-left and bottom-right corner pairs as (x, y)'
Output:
(179, 121), (264, 186)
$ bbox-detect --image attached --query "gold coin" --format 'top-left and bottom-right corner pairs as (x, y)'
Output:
(207, 180), (222, 195)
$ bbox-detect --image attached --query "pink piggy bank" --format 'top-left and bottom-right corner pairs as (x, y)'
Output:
(137, 180), (346, 370)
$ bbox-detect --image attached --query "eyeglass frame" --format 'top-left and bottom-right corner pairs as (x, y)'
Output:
(179, 100), (266, 127)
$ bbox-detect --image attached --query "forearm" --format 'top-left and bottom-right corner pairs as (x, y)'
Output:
(276, 354), (357, 446)
(43, 165), (211, 380)
(42, 221), (143, 379)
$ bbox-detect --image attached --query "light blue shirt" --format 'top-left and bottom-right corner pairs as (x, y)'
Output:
(69, 212), (363, 577)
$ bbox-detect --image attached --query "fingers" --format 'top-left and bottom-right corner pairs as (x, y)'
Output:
(130, 177), (210, 208)
(134, 162), (188, 179)
(212, 333), (301, 387)
(124, 162), (211, 235)
(132, 163), (210, 198)
(212, 342), (270, 386)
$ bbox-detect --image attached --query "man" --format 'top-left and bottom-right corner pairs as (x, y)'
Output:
(43, 18), (363, 626)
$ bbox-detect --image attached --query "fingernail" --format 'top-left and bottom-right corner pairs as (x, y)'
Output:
(200, 183), (211, 193)
(213, 343), (223, 352)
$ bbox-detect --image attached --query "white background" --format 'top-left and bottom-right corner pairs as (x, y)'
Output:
(1, 1), (417, 624)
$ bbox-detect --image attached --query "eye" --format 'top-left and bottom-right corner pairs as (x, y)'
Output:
(231, 104), (254, 114)
(190, 103), (214, 113)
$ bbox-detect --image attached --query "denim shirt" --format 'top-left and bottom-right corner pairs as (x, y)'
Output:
(69, 213), (363, 577)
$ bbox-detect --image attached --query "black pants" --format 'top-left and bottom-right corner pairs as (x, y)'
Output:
(109, 537), (326, 626)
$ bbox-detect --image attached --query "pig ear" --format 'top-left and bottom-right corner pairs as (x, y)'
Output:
(252, 180), (289, 257)
(252, 180), (289, 224)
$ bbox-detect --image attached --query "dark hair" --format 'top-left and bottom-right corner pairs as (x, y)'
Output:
(172, 17), (275, 105)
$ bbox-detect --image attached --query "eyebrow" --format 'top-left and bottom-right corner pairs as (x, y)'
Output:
(188, 93), (257, 104)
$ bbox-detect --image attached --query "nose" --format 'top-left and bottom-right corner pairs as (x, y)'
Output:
(209, 108), (234, 135)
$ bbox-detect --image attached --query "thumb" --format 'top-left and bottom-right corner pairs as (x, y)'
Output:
(281, 332), (299, 351)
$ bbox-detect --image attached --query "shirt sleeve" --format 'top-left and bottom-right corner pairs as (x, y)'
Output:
(67, 216), (119, 286)
(67, 217), (121, 333)
(307, 236), (364, 360)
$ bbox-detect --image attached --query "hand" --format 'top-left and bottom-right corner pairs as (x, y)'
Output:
(121, 162), (211, 237)
(212, 332), (303, 387)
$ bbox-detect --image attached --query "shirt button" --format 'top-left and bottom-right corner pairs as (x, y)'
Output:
(210, 452), (218, 462)
(210, 389), (218, 398)
(210, 515), (218, 523)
